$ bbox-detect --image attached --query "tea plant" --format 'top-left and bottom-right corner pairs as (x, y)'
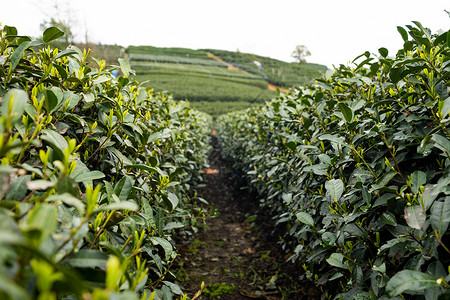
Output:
(217, 22), (450, 299)
(0, 25), (211, 299)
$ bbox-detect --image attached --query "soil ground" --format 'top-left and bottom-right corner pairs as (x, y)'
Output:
(176, 136), (321, 299)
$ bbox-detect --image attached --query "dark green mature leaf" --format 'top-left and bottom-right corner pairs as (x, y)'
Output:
(150, 237), (173, 260)
(410, 170), (426, 194)
(74, 171), (105, 183)
(338, 102), (353, 123)
(114, 176), (134, 202)
(9, 41), (31, 72)
(296, 211), (314, 227)
(432, 134), (450, 154)
(326, 253), (348, 269)
(166, 192), (179, 210)
(378, 47), (389, 58)
(5, 175), (31, 200)
(42, 27), (64, 44)
(124, 164), (161, 175)
(397, 26), (409, 41)
(41, 129), (68, 151)
(431, 197), (450, 236)
(386, 270), (439, 297)
(325, 179), (344, 203)
(381, 211), (397, 226)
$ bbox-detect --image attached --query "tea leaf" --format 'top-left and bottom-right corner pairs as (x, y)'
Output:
(150, 237), (173, 260)
(1, 89), (28, 125)
(325, 179), (344, 203)
(9, 41), (31, 72)
(326, 253), (348, 269)
(338, 102), (353, 123)
(296, 211), (314, 227)
(65, 250), (108, 269)
(118, 58), (131, 77)
(430, 197), (450, 236)
(42, 26), (64, 44)
(386, 270), (438, 297)
(404, 205), (426, 230)
(410, 170), (426, 194)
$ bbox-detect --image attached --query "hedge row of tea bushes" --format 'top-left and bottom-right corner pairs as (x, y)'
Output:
(217, 22), (450, 299)
(0, 25), (211, 299)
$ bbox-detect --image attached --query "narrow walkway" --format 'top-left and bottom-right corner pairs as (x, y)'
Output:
(176, 136), (321, 299)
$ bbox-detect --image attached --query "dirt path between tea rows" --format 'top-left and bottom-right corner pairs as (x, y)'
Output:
(176, 135), (321, 299)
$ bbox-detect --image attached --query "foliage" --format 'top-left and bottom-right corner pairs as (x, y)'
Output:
(217, 22), (450, 298)
(204, 48), (328, 88)
(202, 282), (236, 298)
(0, 24), (211, 299)
(291, 45), (311, 64)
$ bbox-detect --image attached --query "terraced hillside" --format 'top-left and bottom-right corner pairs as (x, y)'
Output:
(126, 46), (327, 117)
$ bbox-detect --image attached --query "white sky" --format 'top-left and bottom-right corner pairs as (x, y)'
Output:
(1, 0), (449, 68)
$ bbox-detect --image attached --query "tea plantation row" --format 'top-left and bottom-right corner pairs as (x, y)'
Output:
(217, 22), (450, 299)
(0, 26), (211, 299)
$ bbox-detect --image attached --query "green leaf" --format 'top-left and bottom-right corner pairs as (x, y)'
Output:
(118, 58), (131, 77)
(386, 270), (439, 297)
(166, 192), (179, 210)
(441, 96), (450, 118)
(74, 171), (105, 183)
(325, 179), (344, 203)
(41, 129), (68, 151)
(1, 89), (28, 125)
(47, 193), (86, 215)
(338, 102), (353, 123)
(26, 179), (55, 190)
(56, 175), (78, 196)
(5, 175), (31, 200)
(42, 27), (64, 44)
(27, 204), (57, 242)
(404, 205), (426, 230)
(163, 281), (184, 296)
(410, 170), (426, 194)
(54, 49), (78, 60)
(322, 232), (336, 246)
(114, 176), (134, 202)
(124, 164), (161, 175)
(378, 47), (389, 57)
(44, 87), (64, 113)
(432, 134), (450, 154)
(9, 41), (31, 72)
(319, 134), (345, 145)
(397, 26), (409, 41)
(430, 197), (450, 236)
(65, 250), (108, 269)
(381, 211), (397, 226)
(296, 211), (314, 227)
(326, 253), (348, 269)
(150, 237), (173, 260)
(93, 201), (139, 213)
(0, 273), (29, 300)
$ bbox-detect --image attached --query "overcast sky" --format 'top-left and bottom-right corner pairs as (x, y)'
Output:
(1, 0), (449, 68)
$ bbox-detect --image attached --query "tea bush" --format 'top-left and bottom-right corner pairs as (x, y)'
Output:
(0, 25), (211, 299)
(217, 22), (450, 298)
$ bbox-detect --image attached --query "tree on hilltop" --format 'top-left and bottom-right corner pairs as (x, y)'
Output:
(291, 45), (311, 64)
